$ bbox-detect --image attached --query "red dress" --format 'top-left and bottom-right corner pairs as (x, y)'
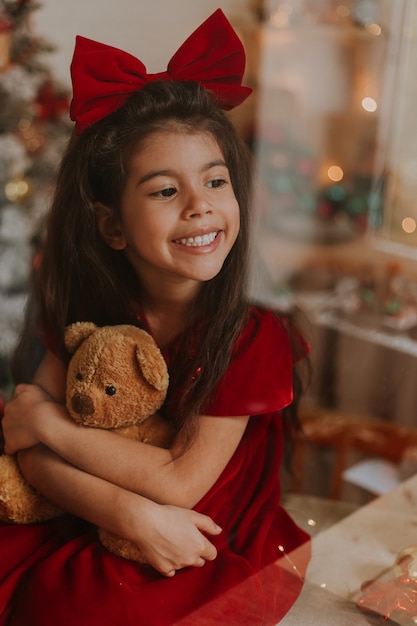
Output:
(0, 307), (310, 625)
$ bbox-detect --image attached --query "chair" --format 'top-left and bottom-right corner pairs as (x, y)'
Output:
(292, 405), (417, 500)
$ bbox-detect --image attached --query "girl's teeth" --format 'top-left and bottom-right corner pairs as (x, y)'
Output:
(175, 232), (217, 247)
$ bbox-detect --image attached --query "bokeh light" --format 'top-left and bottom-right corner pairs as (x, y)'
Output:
(402, 217), (417, 234)
(327, 165), (344, 182)
(362, 97), (378, 112)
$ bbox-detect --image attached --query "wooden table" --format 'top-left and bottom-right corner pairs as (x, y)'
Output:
(280, 474), (417, 624)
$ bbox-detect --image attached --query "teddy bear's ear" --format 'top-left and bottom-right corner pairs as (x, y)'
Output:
(64, 322), (98, 354)
(135, 345), (168, 392)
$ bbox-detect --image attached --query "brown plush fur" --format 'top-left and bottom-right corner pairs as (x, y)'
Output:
(0, 323), (174, 561)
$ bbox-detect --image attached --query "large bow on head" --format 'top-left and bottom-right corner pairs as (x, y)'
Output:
(70, 9), (253, 134)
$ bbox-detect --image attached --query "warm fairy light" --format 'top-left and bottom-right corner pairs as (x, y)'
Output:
(362, 97), (378, 112)
(271, 4), (292, 28)
(366, 23), (382, 36)
(327, 165), (344, 182)
(336, 5), (350, 18)
(18, 118), (32, 132)
(402, 217), (417, 234)
(307, 518), (317, 527)
(277, 545), (305, 581)
(5, 179), (29, 202)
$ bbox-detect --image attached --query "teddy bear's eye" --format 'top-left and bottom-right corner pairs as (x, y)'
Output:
(76, 372), (83, 381)
(106, 385), (117, 396)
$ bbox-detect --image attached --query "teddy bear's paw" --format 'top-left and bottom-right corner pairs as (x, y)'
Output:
(0, 455), (64, 524)
(98, 528), (147, 563)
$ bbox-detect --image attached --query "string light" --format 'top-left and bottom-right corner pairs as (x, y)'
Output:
(271, 4), (292, 28)
(336, 5), (350, 18)
(277, 545), (305, 582)
(362, 97), (378, 113)
(327, 165), (344, 182)
(402, 217), (416, 234)
(4, 176), (31, 202)
(366, 23), (382, 36)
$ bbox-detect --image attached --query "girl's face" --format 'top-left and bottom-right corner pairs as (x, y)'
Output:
(99, 130), (240, 297)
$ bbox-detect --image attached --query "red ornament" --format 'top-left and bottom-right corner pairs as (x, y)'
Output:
(35, 79), (69, 123)
(0, 6), (12, 70)
(0, 16), (11, 32)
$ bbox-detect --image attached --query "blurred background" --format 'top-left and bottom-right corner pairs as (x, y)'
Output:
(2, 0), (417, 511)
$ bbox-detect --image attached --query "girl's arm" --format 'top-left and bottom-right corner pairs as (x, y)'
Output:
(17, 445), (220, 576)
(3, 350), (222, 575)
(4, 350), (249, 509)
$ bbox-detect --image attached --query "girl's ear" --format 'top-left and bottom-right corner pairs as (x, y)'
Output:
(94, 202), (126, 250)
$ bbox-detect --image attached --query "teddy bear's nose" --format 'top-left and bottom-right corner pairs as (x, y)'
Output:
(71, 393), (95, 416)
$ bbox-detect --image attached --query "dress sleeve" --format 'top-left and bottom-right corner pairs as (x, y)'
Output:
(203, 307), (295, 417)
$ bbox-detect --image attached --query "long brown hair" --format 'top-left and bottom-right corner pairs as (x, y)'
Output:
(13, 81), (253, 440)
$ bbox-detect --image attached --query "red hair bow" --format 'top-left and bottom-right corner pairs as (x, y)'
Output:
(70, 9), (252, 134)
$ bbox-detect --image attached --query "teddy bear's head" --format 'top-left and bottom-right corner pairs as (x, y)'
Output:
(64, 323), (169, 429)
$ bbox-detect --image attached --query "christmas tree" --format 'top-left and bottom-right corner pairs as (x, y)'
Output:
(0, 0), (71, 398)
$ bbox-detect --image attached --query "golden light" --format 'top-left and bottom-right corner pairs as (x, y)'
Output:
(5, 176), (32, 203)
(336, 5), (350, 18)
(366, 23), (382, 36)
(271, 4), (292, 28)
(327, 165), (344, 182)
(362, 97), (378, 112)
(402, 217), (417, 234)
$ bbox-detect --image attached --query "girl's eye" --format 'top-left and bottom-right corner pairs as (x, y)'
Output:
(153, 187), (176, 198)
(207, 178), (226, 189)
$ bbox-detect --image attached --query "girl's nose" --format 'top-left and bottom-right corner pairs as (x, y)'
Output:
(183, 191), (212, 218)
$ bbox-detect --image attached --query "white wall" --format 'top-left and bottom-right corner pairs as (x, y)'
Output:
(34, 0), (251, 86)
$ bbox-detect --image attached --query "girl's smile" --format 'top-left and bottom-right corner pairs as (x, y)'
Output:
(173, 231), (219, 247)
(98, 130), (240, 297)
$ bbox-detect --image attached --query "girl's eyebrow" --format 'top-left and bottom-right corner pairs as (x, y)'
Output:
(205, 159), (228, 170)
(137, 160), (228, 186)
(138, 169), (176, 185)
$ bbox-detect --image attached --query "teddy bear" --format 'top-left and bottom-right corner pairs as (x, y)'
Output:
(0, 322), (175, 562)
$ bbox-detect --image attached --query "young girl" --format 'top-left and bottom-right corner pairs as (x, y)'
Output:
(0, 9), (310, 625)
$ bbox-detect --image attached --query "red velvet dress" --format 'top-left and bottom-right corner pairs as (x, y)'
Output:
(0, 307), (310, 625)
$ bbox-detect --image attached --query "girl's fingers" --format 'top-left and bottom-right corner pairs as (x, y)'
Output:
(202, 540), (217, 562)
(13, 384), (27, 397)
(193, 513), (222, 561)
(194, 513), (222, 536)
(165, 569), (176, 577)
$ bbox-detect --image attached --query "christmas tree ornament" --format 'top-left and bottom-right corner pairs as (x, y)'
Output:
(0, 8), (12, 71)
(35, 79), (69, 123)
(4, 173), (32, 203)
(17, 117), (45, 153)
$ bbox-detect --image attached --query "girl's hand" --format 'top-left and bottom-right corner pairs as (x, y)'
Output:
(16, 444), (221, 579)
(131, 502), (222, 577)
(2, 384), (60, 454)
